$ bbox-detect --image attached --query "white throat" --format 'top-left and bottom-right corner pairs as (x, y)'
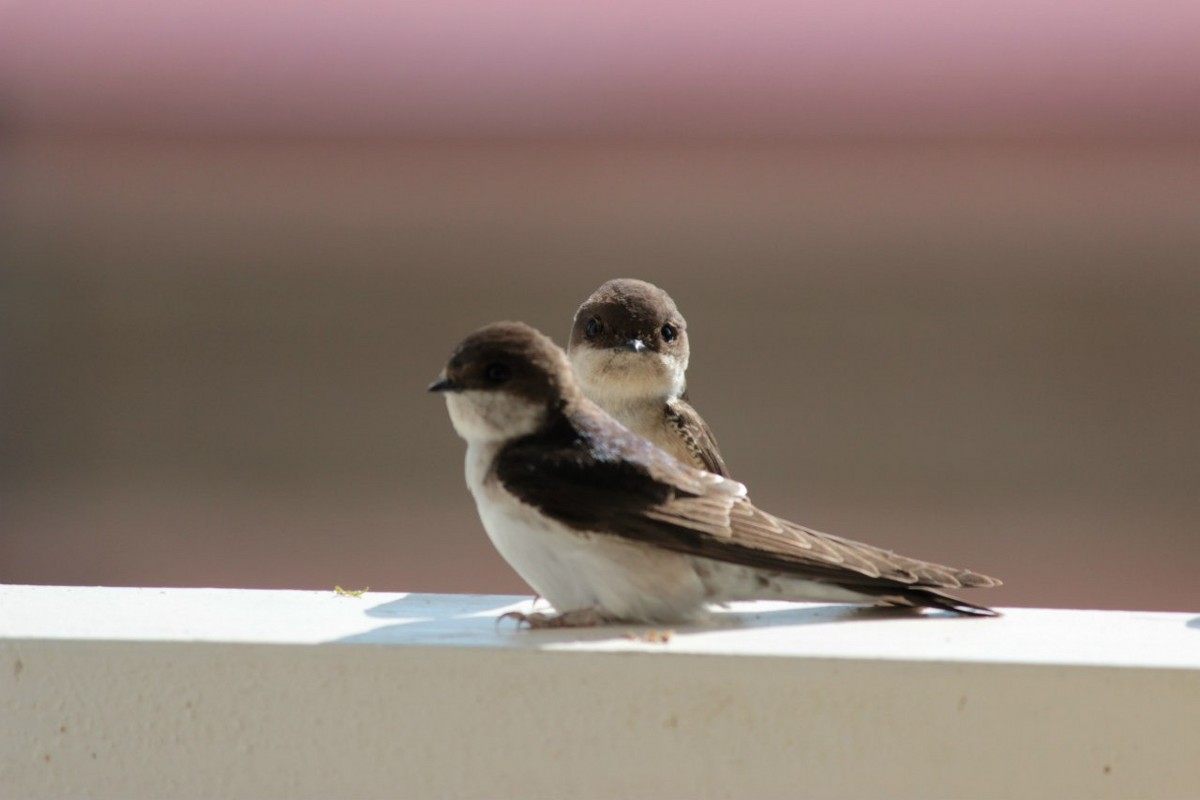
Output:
(444, 390), (547, 444)
(569, 346), (685, 414)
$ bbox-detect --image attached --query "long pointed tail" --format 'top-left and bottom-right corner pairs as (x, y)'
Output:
(887, 586), (1001, 617)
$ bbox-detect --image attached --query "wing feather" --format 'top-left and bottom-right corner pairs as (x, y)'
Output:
(665, 398), (729, 476)
(495, 408), (1001, 596)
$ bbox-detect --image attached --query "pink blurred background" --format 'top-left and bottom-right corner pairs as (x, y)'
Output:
(2, 2), (1198, 610)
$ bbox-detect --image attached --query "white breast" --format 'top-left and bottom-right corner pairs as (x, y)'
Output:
(462, 441), (711, 623)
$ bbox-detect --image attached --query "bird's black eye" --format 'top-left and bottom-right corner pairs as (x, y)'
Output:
(660, 324), (677, 342)
(585, 318), (601, 339)
(483, 362), (512, 385)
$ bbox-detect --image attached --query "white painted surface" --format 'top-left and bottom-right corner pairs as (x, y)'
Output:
(2, 585), (1199, 799)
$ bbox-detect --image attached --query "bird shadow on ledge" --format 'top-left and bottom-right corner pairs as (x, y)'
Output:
(1187, 616), (1200, 631)
(330, 593), (978, 648)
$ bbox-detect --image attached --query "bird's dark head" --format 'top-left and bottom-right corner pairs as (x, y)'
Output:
(567, 278), (690, 406)
(430, 321), (577, 442)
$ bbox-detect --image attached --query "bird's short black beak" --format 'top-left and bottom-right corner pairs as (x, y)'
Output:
(427, 376), (458, 393)
(619, 338), (647, 353)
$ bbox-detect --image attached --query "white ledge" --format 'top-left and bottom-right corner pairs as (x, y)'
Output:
(3, 585), (1199, 799)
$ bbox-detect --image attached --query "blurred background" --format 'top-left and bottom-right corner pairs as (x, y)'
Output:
(2, 2), (1198, 611)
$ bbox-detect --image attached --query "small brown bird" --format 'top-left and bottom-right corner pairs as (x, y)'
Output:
(568, 278), (728, 476)
(430, 321), (1000, 627)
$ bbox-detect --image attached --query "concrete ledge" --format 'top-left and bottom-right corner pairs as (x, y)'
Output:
(2, 585), (1199, 799)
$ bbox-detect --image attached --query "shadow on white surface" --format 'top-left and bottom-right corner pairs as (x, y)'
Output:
(333, 593), (974, 647)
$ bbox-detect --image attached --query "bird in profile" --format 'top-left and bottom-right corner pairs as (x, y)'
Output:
(430, 321), (1000, 627)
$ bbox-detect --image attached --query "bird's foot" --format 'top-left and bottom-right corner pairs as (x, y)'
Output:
(497, 607), (606, 629)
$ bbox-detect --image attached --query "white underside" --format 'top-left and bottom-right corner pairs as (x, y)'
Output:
(464, 441), (873, 624)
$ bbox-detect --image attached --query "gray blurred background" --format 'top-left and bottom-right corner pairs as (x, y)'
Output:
(2, 3), (1198, 611)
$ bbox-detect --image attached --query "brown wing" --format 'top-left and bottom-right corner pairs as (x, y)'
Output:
(496, 408), (1001, 605)
(645, 493), (1001, 590)
(665, 398), (729, 477)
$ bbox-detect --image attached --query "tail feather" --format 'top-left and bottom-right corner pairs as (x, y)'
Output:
(884, 586), (1001, 617)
